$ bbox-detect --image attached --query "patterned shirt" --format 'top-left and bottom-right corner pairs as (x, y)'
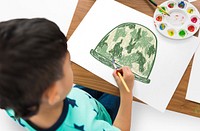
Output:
(6, 88), (120, 131)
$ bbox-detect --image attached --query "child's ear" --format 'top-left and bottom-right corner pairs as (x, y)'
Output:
(44, 84), (61, 105)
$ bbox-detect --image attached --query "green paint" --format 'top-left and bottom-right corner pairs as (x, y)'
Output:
(113, 28), (127, 42)
(90, 23), (157, 84)
(179, 30), (186, 37)
(126, 38), (135, 54)
(98, 35), (109, 48)
(135, 51), (146, 72)
(158, 6), (166, 13)
(147, 45), (156, 58)
(109, 39), (123, 58)
(159, 6), (166, 13)
(128, 24), (136, 29)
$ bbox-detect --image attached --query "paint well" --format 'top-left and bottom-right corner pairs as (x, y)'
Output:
(167, 30), (175, 36)
(156, 16), (162, 22)
(188, 25), (195, 32)
(179, 30), (186, 37)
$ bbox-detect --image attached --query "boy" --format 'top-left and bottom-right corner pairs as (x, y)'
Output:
(0, 18), (134, 131)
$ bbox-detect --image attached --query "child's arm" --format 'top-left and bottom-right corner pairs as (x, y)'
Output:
(112, 66), (134, 131)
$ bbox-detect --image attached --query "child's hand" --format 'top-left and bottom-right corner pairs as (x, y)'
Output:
(113, 66), (134, 130)
(112, 66), (134, 96)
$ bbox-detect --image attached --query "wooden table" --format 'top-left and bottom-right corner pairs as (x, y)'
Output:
(67, 0), (200, 118)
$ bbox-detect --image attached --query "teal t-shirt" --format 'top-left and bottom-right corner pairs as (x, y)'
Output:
(6, 88), (120, 131)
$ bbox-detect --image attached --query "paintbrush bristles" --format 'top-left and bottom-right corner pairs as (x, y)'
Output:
(112, 59), (117, 69)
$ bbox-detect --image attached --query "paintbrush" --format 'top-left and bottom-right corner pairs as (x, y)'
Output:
(149, 0), (170, 16)
(112, 59), (130, 93)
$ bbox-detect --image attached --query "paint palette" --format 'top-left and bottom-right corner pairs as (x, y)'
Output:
(153, 0), (200, 39)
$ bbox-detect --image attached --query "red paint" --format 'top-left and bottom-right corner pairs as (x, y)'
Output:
(191, 17), (198, 23)
(188, 25), (195, 32)
(156, 16), (162, 22)
(168, 3), (174, 8)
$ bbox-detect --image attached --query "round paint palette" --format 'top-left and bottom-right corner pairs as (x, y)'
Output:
(153, 0), (200, 39)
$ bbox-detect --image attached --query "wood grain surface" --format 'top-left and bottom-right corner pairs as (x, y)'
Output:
(67, 0), (200, 118)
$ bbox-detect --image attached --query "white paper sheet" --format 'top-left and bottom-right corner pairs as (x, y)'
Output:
(68, 0), (200, 112)
(188, 0), (197, 2)
(131, 102), (200, 131)
(0, 109), (26, 131)
(0, 0), (78, 35)
(186, 31), (200, 104)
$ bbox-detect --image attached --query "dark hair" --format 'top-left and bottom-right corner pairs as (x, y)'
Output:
(0, 18), (67, 118)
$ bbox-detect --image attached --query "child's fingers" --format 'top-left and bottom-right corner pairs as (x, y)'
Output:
(113, 66), (134, 81)
(112, 70), (120, 81)
(121, 66), (135, 83)
(121, 66), (130, 76)
(113, 66), (128, 77)
(113, 66), (134, 93)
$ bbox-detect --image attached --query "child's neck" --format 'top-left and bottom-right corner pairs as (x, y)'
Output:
(28, 100), (64, 129)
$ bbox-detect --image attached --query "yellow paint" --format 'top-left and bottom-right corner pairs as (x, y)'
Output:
(168, 30), (174, 36)
(187, 8), (194, 14)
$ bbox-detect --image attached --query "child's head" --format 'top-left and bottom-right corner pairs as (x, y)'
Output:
(0, 18), (72, 119)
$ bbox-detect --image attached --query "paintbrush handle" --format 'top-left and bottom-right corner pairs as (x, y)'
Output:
(117, 72), (130, 93)
(149, 0), (170, 16)
(157, 6), (170, 16)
